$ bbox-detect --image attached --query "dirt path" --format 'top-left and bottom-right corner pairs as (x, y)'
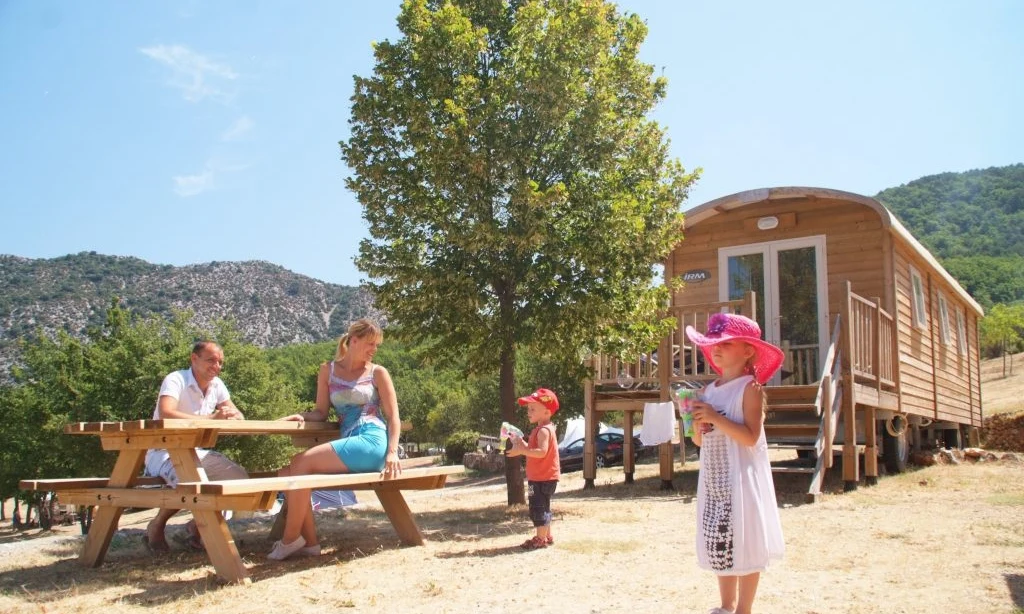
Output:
(1, 458), (1023, 614)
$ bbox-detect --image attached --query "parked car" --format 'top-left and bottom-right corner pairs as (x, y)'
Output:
(559, 432), (645, 472)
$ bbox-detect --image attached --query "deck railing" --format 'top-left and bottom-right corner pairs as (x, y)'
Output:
(806, 314), (844, 502)
(780, 342), (819, 386)
(591, 282), (898, 394)
(843, 282), (898, 388)
(589, 292), (757, 389)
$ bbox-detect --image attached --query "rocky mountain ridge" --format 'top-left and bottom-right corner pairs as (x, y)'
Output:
(0, 252), (379, 375)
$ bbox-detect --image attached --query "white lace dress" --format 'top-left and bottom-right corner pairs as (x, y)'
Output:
(696, 375), (785, 575)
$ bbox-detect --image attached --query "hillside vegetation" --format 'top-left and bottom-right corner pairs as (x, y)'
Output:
(0, 252), (378, 375)
(875, 163), (1024, 308)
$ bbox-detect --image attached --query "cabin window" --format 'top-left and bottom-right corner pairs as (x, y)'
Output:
(956, 309), (968, 356)
(909, 267), (927, 330)
(938, 294), (951, 345)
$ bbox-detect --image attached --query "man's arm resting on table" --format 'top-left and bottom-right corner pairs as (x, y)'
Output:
(156, 395), (244, 420)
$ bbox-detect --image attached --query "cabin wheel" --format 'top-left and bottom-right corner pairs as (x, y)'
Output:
(596, 454), (607, 469)
(882, 419), (909, 474)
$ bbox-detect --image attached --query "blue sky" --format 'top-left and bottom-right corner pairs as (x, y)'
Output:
(2, 1), (1021, 287)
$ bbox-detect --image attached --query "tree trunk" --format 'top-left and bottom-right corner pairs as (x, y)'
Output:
(500, 343), (526, 505)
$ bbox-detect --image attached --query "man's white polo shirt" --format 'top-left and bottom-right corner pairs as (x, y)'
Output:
(143, 367), (231, 476)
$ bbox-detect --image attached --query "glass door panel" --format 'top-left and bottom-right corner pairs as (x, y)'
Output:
(720, 236), (828, 386)
(777, 246), (820, 385)
(726, 252), (766, 330)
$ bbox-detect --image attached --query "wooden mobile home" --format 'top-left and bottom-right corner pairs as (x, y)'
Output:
(585, 187), (985, 500)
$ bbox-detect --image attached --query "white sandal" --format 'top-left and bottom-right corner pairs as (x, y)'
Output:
(267, 536), (306, 561)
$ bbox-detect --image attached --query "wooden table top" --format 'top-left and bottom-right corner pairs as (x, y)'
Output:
(63, 419), (342, 436)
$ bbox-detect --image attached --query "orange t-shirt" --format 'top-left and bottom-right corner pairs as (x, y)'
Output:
(525, 422), (560, 481)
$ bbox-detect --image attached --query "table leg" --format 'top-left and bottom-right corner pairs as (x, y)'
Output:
(167, 448), (250, 584)
(193, 509), (250, 585)
(80, 449), (144, 567)
(268, 498), (287, 542)
(168, 448), (206, 483)
(374, 489), (424, 546)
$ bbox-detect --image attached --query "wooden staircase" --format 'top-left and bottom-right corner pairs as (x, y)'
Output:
(763, 315), (848, 502)
(764, 385), (820, 477)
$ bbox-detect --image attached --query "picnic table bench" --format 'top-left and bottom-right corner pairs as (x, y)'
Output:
(19, 419), (464, 584)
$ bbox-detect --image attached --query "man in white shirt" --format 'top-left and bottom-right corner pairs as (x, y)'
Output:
(145, 341), (248, 552)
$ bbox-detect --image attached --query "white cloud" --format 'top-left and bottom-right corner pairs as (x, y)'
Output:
(221, 115), (253, 141)
(173, 169), (215, 197)
(140, 44), (237, 103)
(172, 159), (249, 197)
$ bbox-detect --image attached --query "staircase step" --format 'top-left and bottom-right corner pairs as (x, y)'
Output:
(764, 423), (820, 437)
(771, 466), (815, 474)
(767, 402), (818, 413)
(767, 443), (816, 451)
(765, 385), (818, 402)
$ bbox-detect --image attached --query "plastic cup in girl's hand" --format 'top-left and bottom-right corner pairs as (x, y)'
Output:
(675, 388), (701, 438)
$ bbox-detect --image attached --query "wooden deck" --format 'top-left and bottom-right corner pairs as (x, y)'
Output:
(586, 285), (915, 501)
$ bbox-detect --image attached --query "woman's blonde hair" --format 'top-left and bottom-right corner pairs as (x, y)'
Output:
(334, 318), (384, 361)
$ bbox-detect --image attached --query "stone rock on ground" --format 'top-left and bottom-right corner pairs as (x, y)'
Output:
(911, 447), (1019, 466)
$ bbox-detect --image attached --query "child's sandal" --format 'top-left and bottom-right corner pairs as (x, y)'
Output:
(520, 536), (547, 550)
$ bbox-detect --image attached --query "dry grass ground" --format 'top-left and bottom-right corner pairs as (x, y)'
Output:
(1, 458), (1023, 614)
(2, 353), (1022, 614)
(982, 351), (1024, 416)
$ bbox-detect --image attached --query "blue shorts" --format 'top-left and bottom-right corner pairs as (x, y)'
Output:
(330, 423), (387, 473)
(528, 480), (557, 527)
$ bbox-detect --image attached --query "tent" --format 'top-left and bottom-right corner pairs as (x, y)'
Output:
(311, 489), (357, 511)
(559, 415), (641, 448)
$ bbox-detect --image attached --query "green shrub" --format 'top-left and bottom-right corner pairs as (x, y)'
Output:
(444, 430), (480, 465)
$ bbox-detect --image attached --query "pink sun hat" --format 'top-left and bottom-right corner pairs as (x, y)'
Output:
(684, 313), (784, 385)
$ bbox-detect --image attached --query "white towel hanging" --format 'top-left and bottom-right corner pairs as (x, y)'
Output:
(639, 401), (675, 446)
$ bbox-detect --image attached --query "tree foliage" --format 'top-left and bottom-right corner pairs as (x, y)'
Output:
(0, 303), (302, 502)
(942, 255), (1024, 309)
(875, 163), (1024, 310)
(264, 340), (336, 405)
(980, 303), (1024, 375)
(341, 0), (697, 503)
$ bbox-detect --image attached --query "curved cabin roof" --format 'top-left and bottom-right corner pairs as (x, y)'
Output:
(684, 186), (984, 316)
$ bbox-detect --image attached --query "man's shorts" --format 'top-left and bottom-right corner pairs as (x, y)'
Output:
(146, 449), (248, 488)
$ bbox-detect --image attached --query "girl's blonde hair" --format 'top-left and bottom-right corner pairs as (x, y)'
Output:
(741, 342), (769, 414)
(334, 318), (384, 361)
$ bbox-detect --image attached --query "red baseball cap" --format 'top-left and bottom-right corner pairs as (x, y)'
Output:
(517, 388), (559, 414)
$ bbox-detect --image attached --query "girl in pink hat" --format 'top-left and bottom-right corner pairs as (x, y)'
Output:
(684, 313), (785, 614)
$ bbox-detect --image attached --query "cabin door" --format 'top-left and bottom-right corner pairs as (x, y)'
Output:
(718, 236), (829, 385)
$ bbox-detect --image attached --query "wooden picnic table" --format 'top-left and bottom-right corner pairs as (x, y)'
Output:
(19, 419), (464, 584)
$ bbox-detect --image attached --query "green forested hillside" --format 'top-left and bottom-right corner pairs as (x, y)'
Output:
(875, 163), (1024, 308)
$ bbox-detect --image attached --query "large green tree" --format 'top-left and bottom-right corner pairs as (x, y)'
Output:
(341, 0), (696, 503)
